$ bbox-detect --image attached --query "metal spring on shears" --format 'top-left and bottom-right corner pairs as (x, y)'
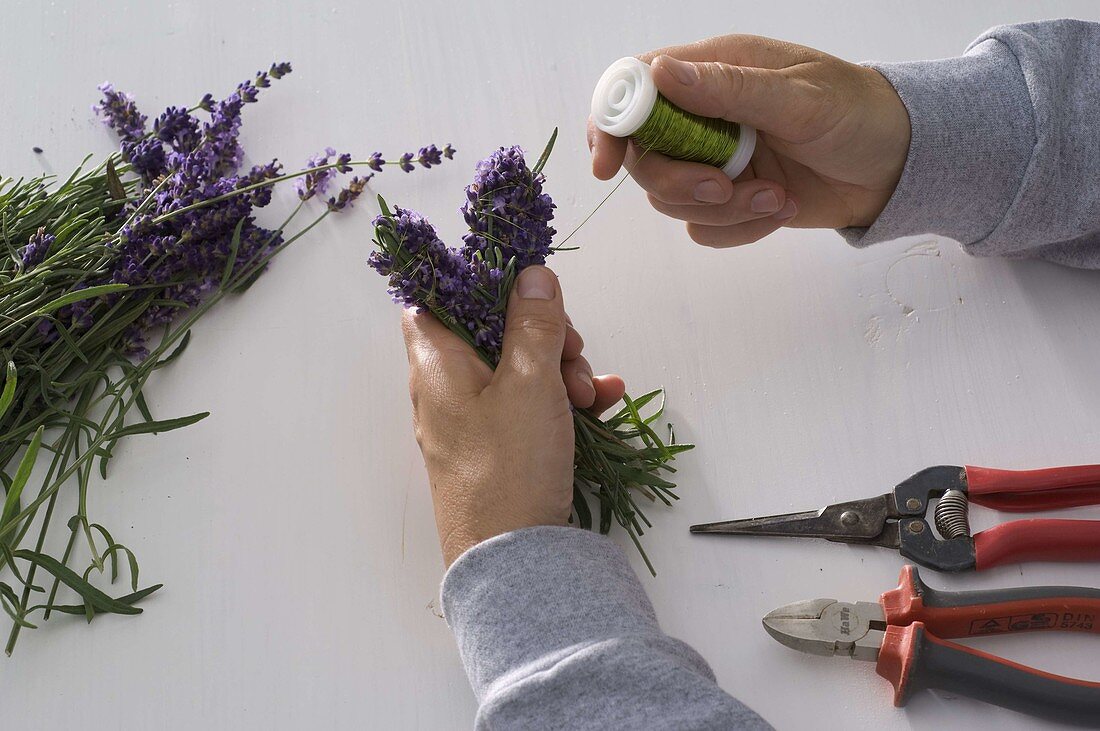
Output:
(933, 489), (972, 539)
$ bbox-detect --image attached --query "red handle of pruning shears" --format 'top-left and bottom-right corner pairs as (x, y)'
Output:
(966, 464), (1100, 511)
(974, 519), (1100, 570)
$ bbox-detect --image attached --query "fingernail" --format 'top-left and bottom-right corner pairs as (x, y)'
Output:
(774, 199), (798, 221)
(750, 189), (780, 213)
(660, 56), (697, 86)
(517, 267), (555, 300)
(693, 179), (728, 204)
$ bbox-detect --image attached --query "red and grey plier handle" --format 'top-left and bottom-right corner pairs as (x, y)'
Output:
(691, 464), (1100, 572)
(765, 565), (1100, 726)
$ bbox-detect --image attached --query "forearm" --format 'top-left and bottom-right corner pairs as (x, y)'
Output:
(441, 526), (771, 730)
(841, 19), (1100, 268)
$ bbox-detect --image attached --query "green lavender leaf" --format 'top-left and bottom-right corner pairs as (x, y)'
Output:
(0, 582), (36, 629)
(98, 440), (115, 480)
(0, 544), (43, 593)
(105, 411), (209, 439)
(52, 321), (90, 364)
(220, 217), (247, 290)
(34, 283), (128, 316)
(96, 545), (137, 592)
(104, 159), (127, 201)
(571, 485), (592, 530)
(10, 550), (142, 616)
(0, 359), (15, 419)
(605, 388), (662, 427)
(229, 268), (264, 294)
(29, 583), (161, 616)
(0, 426), (43, 537)
(153, 330), (191, 369)
(377, 194), (392, 217)
(133, 388), (153, 423)
(532, 128), (558, 176)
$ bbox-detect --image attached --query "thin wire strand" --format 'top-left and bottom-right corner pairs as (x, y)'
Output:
(556, 147), (650, 249)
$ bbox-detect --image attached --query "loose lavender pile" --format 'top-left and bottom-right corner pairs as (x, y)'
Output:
(370, 134), (690, 572)
(0, 63), (451, 654)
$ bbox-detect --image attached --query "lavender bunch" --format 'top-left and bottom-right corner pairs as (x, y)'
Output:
(371, 132), (691, 572)
(0, 63), (452, 654)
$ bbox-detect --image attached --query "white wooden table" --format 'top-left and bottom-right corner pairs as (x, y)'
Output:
(3, 1), (1099, 728)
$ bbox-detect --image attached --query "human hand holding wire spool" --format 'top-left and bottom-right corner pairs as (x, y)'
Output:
(589, 36), (912, 247)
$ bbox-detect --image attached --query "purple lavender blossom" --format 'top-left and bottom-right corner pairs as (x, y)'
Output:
(122, 138), (168, 182)
(20, 228), (55, 269)
(268, 62), (292, 79)
(461, 145), (556, 268)
(237, 81), (259, 103)
(93, 83), (146, 142)
(239, 160), (282, 206)
(296, 147), (339, 200)
(201, 91), (247, 174)
(77, 62), (447, 358)
(154, 106), (202, 152)
(77, 64), (297, 354)
(369, 207), (504, 357)
(443, 144), (456, 160)
(369, 144), (557, 363)
(398, 153), (415, 173)
(327, 176), (371, 212)
(416, 145), (443, 168)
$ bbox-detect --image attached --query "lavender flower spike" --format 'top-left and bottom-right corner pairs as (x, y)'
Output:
(20, 228), (55, 269)
(417, 145), (443, 168)
(93, 83), (147, 142)
(461, 145), (556, 268)
(296, 147), (339, 200)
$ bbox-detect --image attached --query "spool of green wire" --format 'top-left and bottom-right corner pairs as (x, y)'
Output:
(591, 57), (756, 178)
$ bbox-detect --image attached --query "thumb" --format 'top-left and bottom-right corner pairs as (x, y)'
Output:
(496, 266), (567, 382)
(650, 55), (816, 139)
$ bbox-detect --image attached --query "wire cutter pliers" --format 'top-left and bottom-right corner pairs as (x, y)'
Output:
(690, 464), (1100, 572)
(763, 565), (1100, 726)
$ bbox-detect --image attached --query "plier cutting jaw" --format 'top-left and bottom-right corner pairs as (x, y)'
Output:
(763, 566), (1100, 726)
(690, 464), (1100, 572)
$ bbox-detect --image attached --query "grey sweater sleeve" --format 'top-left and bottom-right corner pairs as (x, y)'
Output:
(840, 19), (1100, 268)
(441, 526), (771, 730)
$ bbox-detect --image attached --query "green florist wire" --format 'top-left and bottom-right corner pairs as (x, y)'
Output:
(591, 56), (756, 178)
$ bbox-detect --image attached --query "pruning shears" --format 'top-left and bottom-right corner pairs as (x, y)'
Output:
(763, 565), (1100, 726)
(691, 464), (1100, 572)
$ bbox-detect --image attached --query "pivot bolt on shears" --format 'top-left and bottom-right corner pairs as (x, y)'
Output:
(764, 565), (1100, 726)
(691, 464), (1100, 572)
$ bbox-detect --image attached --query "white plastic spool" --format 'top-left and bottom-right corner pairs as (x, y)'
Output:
(591, 56), (756, 179)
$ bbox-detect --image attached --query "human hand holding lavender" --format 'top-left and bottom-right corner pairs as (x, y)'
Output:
(402, 266), (625, 566)
(373, 139), (691, 572)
